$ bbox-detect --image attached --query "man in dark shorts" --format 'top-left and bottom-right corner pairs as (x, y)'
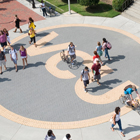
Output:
(67, 42), (76, 65)
(0, 49), (7, 74)
(91, 58), (101, 85)
(81, 66), (90, 92)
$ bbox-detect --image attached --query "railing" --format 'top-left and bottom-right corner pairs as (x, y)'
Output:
(121, 0), (134, 11)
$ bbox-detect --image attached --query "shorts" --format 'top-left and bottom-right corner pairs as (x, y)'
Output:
(21, 56), (27, 59)
(0, 60), (6, 66)
(83, 80), (89, 87)
(1, 42), (7, 47)
(70, 54), (76, 59)
(12, 58), (17, 64)
(94, 74), (101, 80)
(30, 36), (36, 43)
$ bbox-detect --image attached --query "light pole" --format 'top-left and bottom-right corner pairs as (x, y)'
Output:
(68, 0), (71, 14)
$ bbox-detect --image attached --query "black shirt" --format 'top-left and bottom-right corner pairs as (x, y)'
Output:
(0, 51), (5, 60)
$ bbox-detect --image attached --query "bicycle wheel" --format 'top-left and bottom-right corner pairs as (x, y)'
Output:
(119, 95), (127, 104)
(60, 51), (65, 61)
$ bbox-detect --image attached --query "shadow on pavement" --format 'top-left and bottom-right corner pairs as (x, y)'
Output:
(0, 77), (11, 82)
(124, 124), (140, 134)
(103, 55), (125, 65)
(87, 79), (122, 93)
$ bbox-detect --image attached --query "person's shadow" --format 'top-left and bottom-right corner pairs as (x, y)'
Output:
(7, 62), (45, 71)
(87, 79), (122, 93)
(0, 78), (11, 82)
(123, 124), (140, 134)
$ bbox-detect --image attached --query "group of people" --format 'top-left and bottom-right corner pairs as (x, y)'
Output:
(45, 130), (71, 140)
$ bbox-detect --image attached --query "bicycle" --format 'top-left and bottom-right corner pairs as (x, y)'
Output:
(60, 50), (78, 69)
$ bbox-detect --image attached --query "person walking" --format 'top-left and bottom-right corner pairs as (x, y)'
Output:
(91, 58), (101, 85)
(111, 107), (125, 137)
(0, 30), (7, 52)
(0, 49), (6, 74)
(124, 85), (140, 100)
(13, 15), (22, 33)
(9, 46), (18, 72)
(93, 51), (103, 64)
(95, 42), (103, 59)
(45, 130), (56, 140)
(28, 17), (36, 30)
(41, 0), (47, 17)
(28, 27), (37, 47)
(81, 66), (90, 92)
(63, 134), (71, 140)
(3, 28), (11, 46)
(19, 46), (28, 69)
(102, 38), (110, 61)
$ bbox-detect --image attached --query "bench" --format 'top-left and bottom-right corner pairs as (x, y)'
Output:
(44, 1), (57, 17)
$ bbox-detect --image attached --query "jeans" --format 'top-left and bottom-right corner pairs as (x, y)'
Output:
(111, 119), (123, 132)
(42, 8), (47, 16)
(105, 48), (110, 60)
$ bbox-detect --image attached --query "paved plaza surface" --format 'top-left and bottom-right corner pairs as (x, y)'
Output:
(0, 0), (140, 140)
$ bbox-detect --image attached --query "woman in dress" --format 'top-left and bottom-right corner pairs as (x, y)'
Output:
(19, 46), (28, 69)
(95, 42), (103, 60)
(3, 28), (11, 46)
(13, 15), (22, 33)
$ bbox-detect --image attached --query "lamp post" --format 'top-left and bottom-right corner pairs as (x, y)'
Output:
(68, 0), (71, 14)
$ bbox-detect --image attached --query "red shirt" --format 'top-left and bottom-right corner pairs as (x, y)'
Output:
(91, 63), (101, 75)
(93, 55), (99, 60)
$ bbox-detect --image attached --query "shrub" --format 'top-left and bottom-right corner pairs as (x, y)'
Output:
(112, 0), (125, 11)
(78, 0), (100, 6)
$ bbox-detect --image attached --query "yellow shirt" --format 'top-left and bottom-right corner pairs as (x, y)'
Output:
(29, 22), (35, 29)
(29, 30), (35, 38)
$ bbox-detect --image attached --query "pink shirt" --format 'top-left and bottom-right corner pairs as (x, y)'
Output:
(0, 33), (6, 43)
(102, 42), (107, 49)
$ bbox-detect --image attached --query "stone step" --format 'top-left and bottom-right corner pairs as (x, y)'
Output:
(132, 3), (140, 9)
(121, 12), (140, 24)
(125, 10), (140, 20)
(129, 6), (140, 15)
(129, 4), (140, 12)
(135, 0), (140, 4)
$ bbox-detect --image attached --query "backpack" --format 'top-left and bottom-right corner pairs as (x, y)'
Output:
(106, 42), (112, 50)
(82, 69), (89, 77)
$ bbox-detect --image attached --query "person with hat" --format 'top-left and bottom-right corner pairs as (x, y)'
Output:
(91, 58), (101, 85)
(124, 85), (140, 100)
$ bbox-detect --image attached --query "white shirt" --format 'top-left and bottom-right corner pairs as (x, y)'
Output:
(115, 112), (120, 121)
(41, 3), (45, 9)
(63, 136), (69, 140)
(67, 45), (75, 55)
(9, 49), (17, 59)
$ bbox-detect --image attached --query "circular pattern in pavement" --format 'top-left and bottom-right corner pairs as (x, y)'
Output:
(0, 24), (140, 129)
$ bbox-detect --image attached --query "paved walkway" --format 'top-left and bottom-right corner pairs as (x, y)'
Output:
(0, 0), (140, 140)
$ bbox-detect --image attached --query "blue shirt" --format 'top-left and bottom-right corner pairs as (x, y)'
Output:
(124, 88), (137, 95)
(96, 45), (102, 52)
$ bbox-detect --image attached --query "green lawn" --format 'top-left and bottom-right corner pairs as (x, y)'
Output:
(39, 0), (120, 17)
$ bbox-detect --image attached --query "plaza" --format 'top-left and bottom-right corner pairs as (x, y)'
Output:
(0, 0), (140, 139)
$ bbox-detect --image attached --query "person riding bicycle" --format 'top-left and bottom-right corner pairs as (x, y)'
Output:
(67, 42), (76, 65)
(124, 85), (140, 100)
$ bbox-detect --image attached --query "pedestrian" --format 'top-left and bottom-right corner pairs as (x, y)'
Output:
(28, 27), (37, 47)
(93, 51), (103, 65)
(28, 17), (36, 30)
(0, 30), (7, 52)
(63, 134), (71, 140)
(0, 49), (7, 74)
(91, 58), (101, 85)
(41, 0), (47, 17)
(111, 107), (125, 137)
(19, 46), (28, 69)
(9, 46), (18, 72)
(45, 130), (56, 140)
(95, 41), (103, 59)
(81, 66), (90, 92)
(3, 28), (11, 46)
(102, 38), (110, 61)
(124, 85), (140, 100)
(13, 15), (22, 33)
